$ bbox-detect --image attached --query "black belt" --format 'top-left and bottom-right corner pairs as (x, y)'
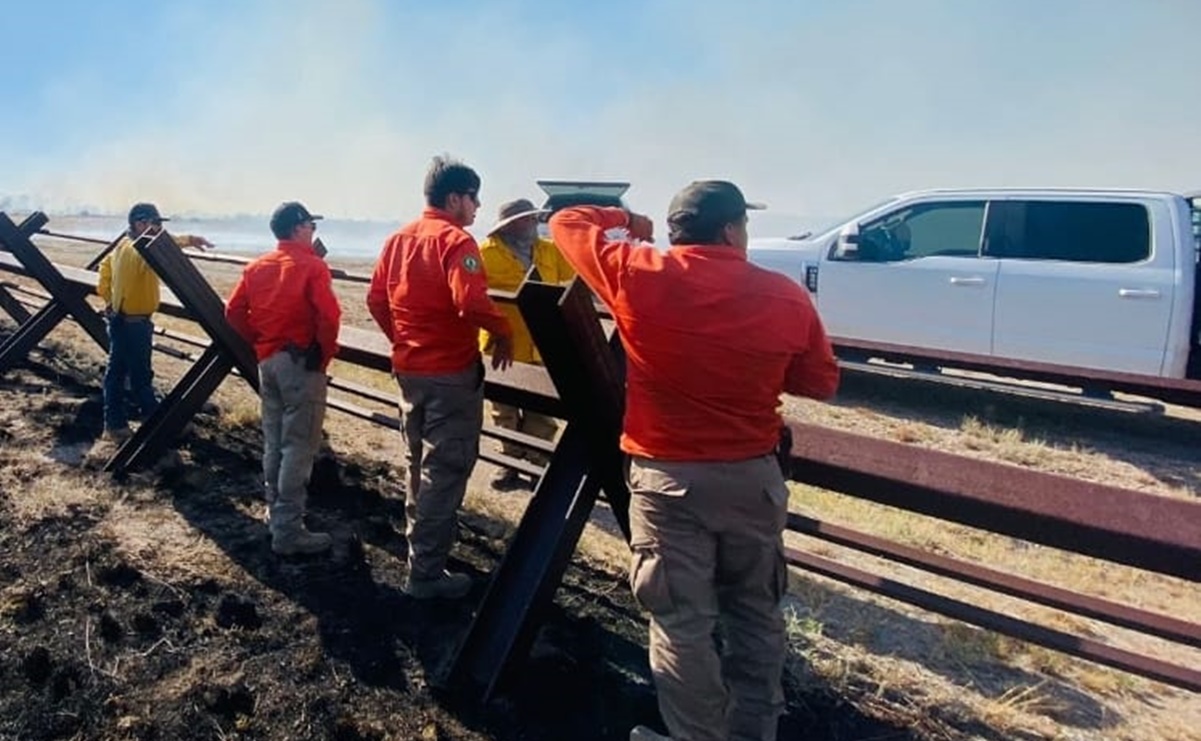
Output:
(283, 342), (323, 371)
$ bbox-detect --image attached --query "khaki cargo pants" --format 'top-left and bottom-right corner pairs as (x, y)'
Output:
(489, 401), (558, 466)
(396, 362), (484, 581)
(259, 351), (328, 536)
(627, 454), (790, 741)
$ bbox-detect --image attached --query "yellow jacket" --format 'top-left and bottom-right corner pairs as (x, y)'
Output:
(97, 233), (192, 316)
(478, 235), (575, 364)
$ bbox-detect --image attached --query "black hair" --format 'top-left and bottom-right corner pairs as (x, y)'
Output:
(668, 219), (726, 246)
(424, 155), (481, 209)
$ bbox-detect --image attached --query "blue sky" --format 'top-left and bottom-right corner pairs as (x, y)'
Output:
(1, 0), (1199, 237)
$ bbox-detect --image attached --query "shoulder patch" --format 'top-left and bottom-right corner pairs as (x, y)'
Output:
(462, 254), (481, 273)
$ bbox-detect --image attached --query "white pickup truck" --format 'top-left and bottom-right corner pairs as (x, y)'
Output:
(748, 188), (1201, 380)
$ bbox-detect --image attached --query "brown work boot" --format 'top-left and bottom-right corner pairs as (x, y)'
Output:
(629, 726), (671, 741)
(402, 570), (472, 600)
(271, 527), (332, 556)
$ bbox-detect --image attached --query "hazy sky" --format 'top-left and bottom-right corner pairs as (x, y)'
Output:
(1, 0), (1199, 237)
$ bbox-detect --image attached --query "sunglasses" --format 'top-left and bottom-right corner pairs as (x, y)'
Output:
(462, 190), (480, 206)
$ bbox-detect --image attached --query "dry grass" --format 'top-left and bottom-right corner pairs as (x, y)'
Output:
(0, 455), (106, 526)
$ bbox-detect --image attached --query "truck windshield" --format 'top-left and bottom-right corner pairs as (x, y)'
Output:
(791, 196), (904, 242)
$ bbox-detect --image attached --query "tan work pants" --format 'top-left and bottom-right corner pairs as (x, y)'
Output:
(627, 454), (790, 741)
(396, 362), (484, 580)
(489, 401), (558, 466)
(260, 351), (328, 537)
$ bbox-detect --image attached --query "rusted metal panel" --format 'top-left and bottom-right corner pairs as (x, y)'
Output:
(788, 514), (1200, 647)
(832, 336), (1201, 407)
(784, 546), (1201, 693)
(784, 420), (1201, 582)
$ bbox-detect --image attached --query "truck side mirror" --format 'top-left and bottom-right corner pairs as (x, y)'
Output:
(831, 224), (860, 260)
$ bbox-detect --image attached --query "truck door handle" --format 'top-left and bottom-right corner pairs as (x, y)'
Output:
(1118, 288), (1161, 299)
(949, 277), (985, 286)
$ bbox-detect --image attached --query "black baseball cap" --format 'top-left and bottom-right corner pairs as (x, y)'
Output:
(270, 201), (323, 239)
(667, 180), (765, 240)
(128, 202), (168, 224)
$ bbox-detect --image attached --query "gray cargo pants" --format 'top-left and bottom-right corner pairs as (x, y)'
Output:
(627, 454), (790, 741)
(396, 362), (484, 580)
(260, 351), (328, 536)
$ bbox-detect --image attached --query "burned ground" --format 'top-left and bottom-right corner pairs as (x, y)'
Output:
(0, 338), (916, 741)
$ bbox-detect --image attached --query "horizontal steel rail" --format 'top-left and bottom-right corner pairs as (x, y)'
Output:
(784, 420), (1200, 582)
(783, 546), (1201, 692)
(787, 514), (1200, 647)
(833, 336), (1201, 407)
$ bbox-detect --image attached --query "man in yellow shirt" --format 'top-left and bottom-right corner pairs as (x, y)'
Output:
(97, 202), (213, 441)
(478, 198), (574, 490)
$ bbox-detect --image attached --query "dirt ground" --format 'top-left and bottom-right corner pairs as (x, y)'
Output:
(0, 332), (918, 741)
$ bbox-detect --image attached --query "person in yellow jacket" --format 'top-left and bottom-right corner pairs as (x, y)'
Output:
(97, 202), (213, 442)
(478, 198), (574, 491)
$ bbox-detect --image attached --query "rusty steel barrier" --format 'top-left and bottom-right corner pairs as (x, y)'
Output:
(2, 212), (1199, 700)
(832, 336), (1201, 408)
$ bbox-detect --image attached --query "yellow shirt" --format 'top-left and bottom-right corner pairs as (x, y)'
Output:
(97, 233), (192, 316)
(478, 235), (575, 364)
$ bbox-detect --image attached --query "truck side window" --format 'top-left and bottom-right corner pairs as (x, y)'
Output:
(851, 202), (986, 263)
(989, 201), (1151, 263)
(1191, 202), (1200, 260)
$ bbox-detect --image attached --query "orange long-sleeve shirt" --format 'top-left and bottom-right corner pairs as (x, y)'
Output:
(549, 206), (840, 461)
(367, 208), (512, 375)
(224, 241), (342, 371)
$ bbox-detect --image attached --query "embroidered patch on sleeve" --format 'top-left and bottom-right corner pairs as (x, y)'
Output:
(462, 254), (481, 273)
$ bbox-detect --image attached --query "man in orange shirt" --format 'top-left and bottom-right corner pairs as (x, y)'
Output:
(367, 156), (514, 600)
(549, 181), (840, 741)
(226, 201), (342, 557)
